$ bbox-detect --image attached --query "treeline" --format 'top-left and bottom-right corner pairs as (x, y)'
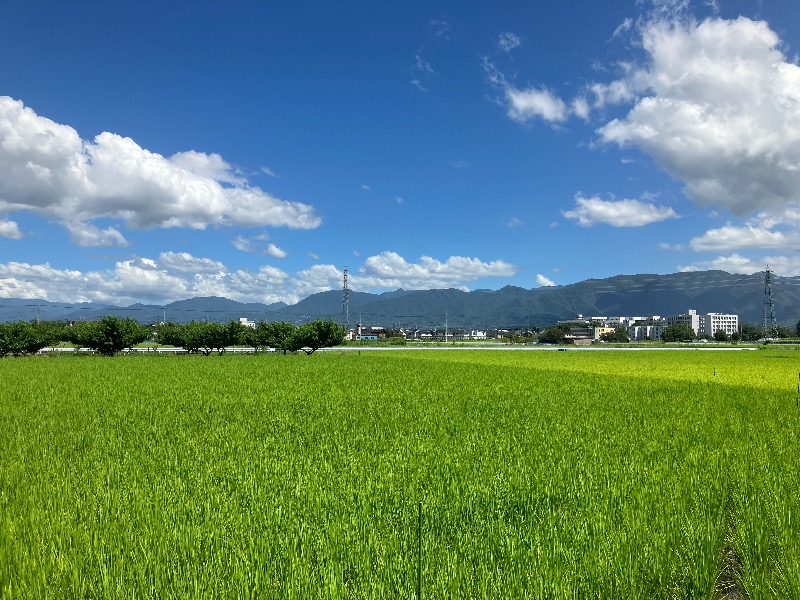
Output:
(0, 317), (347, 357)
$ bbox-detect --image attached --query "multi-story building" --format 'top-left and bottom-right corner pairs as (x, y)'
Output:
(664, 309), (702, 336)
(588, 310), (739, 341)
(702, 313), (739, 337)
(628, 324), (664, 340)
(593, 326), (617, 340)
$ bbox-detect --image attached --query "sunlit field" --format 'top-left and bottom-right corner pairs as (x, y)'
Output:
(1, 349), (798, 598)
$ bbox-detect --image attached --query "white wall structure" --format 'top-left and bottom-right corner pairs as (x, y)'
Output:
(703, 313), (739, 337)
(665, 310), (702, 336)
(628, 325), (664, 340)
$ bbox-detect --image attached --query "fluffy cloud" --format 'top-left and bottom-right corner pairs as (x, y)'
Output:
(491, 11), (800, 238)
(0, 251), (518, 305)
(0, 219), (22, 239)
(596, 17), (800, 217)
(562, 195), (678, 227)
(536, 274), (556, 287)
(157, 251), (226, 274)
(506, 87), (568, 124)
(678, 253), (800, 276)
(65, 222), (129, 248)
(483, 58), (570, 125)
(357, 251), (517, 290)
(689, 225), (795, 252)
(0, 97), (321, 247)
(0, 262), (85, 301)
(170, 150), (246, 185)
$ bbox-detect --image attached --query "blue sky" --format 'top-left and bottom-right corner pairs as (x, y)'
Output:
(1, 0), (800, 305)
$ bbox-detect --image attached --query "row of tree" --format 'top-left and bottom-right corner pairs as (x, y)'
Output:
(0, 317), (347, 357)
(156, 319), (347, 355)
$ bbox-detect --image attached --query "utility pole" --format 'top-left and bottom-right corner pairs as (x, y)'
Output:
(445, 312), (448, 342)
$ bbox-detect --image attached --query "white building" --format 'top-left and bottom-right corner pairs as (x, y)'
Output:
(665, 309), (702, 336)
(589, 309), (738, 340)
(628, 324), (664, 341)
(702, 313), (739, 337)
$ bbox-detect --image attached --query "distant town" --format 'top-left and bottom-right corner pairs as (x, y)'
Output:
(238, 308), (741, 344)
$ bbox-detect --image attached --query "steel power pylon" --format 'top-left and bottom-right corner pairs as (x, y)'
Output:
(342, 267), (350, 330)
(763, 265), (778, 339)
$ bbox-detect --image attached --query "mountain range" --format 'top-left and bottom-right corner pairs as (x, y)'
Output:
(1, 270), (796, 328)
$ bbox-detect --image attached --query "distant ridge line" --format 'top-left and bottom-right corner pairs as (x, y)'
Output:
(0, 270), (796, 327)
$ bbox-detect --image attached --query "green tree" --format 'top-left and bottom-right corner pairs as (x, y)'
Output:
(600, 327), (629, 343)
(155, 322), (186, 348)
(537, 326), (565, 344)
(0, 320), (65, 357)
(796, 319), (800, 337)
(291, 320), (347, 355)
(224, 321), (247, 348)
(64, 316), (150, 356)
(263, 321), (298, 355)
(180, 321), (228, 355)
(242, 321), (271, 352)
(662, 323), (696, 343)
(713, 329), (728, 342)
(739, 322), (765, 342)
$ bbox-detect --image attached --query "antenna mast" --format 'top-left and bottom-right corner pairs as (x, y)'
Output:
(763, 265), (778, 339)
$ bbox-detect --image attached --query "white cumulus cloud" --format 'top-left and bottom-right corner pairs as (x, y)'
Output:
(597, 16), (800, 217)
(158, 251), (227, 274)
(506, 87), (568, 124)
(536, 274), (556, 287)
(0, 251), (519, 305)
(265, 244), (287, 259)
(678, 253), (800, 276)
(357, 251), (517, 290)
(562, 194), (678, 227)
(0, 96), (321, 247)
(689, 225), (794, 252)
(0, 219), (23, 240)
(64, 222), (129, 248)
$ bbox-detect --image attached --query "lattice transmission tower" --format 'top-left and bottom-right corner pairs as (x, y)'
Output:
(342, 267), (350, 330)
(763, 265), (778, 339)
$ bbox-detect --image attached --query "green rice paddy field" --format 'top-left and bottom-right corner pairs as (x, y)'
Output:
(1, 349), (799, 598)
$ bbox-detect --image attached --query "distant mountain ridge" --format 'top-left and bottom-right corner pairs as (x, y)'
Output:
(1, 270), (797, 327)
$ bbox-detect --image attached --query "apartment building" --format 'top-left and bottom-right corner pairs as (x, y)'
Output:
(702, 313), (739, 337)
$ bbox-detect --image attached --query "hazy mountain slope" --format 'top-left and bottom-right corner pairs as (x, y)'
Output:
(2, 271), (798, 326)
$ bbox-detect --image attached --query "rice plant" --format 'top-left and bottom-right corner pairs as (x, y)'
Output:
(0, 349), (797, 598)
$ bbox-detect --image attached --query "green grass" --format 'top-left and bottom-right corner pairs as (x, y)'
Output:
(1, 349), (798, 598)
